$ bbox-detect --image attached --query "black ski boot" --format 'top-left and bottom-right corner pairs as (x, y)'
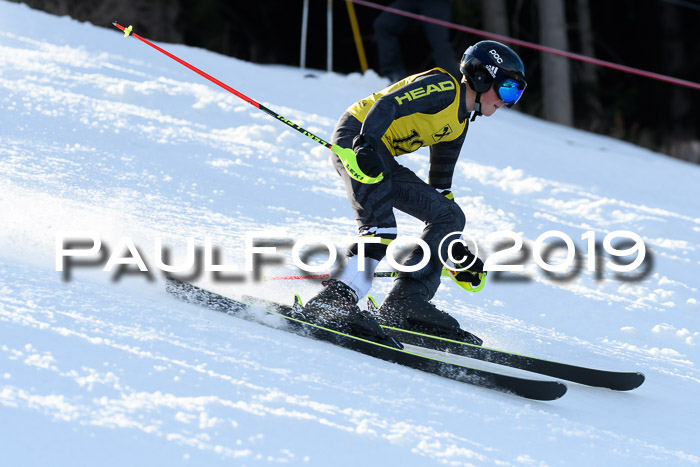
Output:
(377, 277), (483, 346)
(303, 280), (401, 348)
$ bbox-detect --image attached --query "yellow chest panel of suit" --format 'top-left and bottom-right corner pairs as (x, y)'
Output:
(347, 68), (466, 156)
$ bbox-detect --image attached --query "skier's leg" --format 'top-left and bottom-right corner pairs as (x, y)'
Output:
(300, 113), (397, 344)
(327, 113), (398, 300)
(377, 166), (482, 344)
(391, 165), (466, 298)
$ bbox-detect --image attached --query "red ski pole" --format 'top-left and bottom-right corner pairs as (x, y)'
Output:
(112, 22), (382, 184)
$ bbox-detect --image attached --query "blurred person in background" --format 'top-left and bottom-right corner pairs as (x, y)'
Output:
(374, 0), (459, 82)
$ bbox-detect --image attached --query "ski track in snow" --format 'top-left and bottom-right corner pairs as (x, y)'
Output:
(1, 2), (699, 465)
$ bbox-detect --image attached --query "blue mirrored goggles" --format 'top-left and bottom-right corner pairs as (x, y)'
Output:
(496, 78), (525, 106)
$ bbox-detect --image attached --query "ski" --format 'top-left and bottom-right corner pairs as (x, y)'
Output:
(363, 299), (645, 391)
(165, 279), (567, 401)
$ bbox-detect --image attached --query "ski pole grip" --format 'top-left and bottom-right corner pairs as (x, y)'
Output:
(330, 145), (383, 185)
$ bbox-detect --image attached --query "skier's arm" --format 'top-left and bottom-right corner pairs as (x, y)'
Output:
(427, 130), (467, 192)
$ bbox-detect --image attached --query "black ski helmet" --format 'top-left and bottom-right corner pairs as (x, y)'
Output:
(460, 40), (527, 109)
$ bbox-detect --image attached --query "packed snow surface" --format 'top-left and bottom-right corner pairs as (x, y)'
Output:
(1, 2), (699, 465)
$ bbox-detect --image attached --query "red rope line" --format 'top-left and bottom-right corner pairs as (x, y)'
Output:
(347, 0), (700, 90)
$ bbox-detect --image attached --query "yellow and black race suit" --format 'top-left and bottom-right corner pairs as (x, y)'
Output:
(346, 67), (469, 190)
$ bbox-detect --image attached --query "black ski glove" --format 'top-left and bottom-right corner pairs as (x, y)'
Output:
(449, 240), (487, 290)
(352, 134), (383, 178)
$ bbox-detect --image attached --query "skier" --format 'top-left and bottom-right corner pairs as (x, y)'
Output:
(303, 40), (527, 346)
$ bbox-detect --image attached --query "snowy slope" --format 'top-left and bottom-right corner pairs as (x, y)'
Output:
(1, 2), (700, 465)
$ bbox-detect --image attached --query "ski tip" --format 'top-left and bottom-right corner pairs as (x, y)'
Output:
(513, 381), (567, 401)
(553, 382), (568, 400)
(502, 379), (567, 401)
(528, 381), (567, 401)
(612, 371), (646, 391)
